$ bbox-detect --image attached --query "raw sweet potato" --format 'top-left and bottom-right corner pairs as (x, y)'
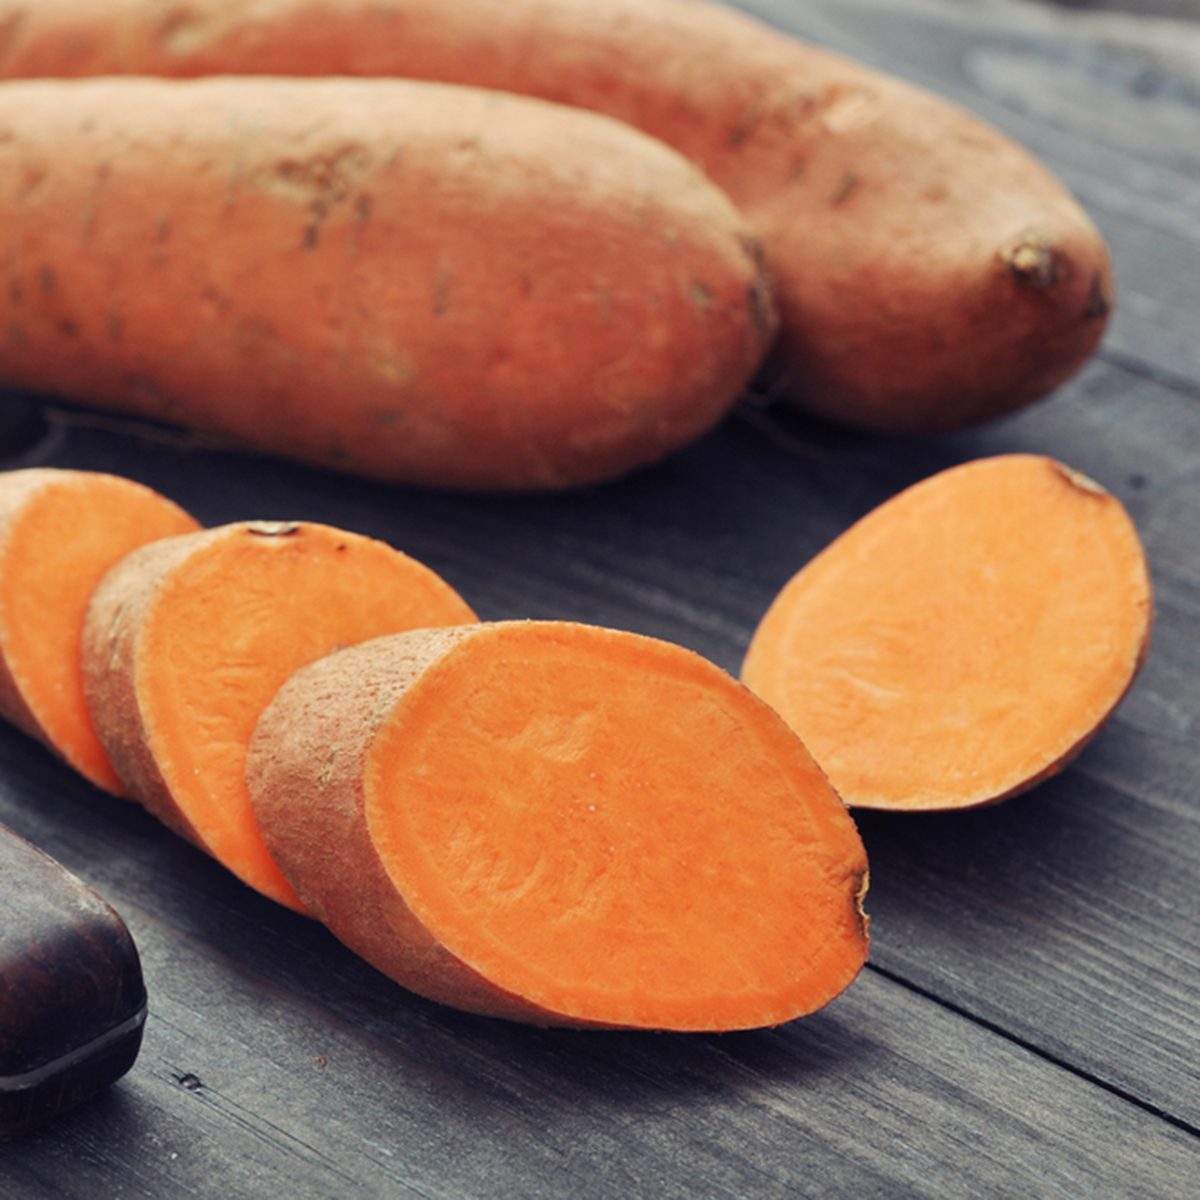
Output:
(81, 520), (476, 908)
(246, 621), (869, 1029)
(0, 76), (774, 490)
(0, 468), (197, 793)
(0, 0), (1111, 430)
(742, 455), (1153, 811)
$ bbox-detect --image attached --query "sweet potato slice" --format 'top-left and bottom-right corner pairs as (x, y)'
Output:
(247, 621), (869, 1030)
(742, 456), (1153, 811)
(82, 520), (476, 908)
(0, 468), (197, 792)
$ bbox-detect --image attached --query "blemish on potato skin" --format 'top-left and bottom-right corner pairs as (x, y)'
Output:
(831, 172), (860, 206)
(432, 267), (454, 317)
(1084, 273), (1111, 320)
(689, 281), (713, 312)
(38, 266), (56, 296)
(19, 165), (46, 201)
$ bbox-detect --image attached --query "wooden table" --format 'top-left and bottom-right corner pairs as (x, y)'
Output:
(2, 1), (1197, 1194)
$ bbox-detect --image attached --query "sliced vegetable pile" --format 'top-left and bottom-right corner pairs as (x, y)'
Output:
(0, 0), (1110, 486)
(0, 457), (1151, 1031)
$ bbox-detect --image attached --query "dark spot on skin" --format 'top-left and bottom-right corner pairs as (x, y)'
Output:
(8, 277), (21, 305)
(6, 321), (25, 349)
(124, 373), (177, 414)
(354, 194), (372, 225)
(729, 98), (766, 148)
(201, 285), (232, 314)
(19, 166), (46, 200)
(689, 281), (713, 312)
(432, 267), (454, 316)
(176, 1073), (202, 1091)
(154, 217), (172, 244)
(519, 272), (534, 298)
(335, 544), (347, 553)
(747, 274), (777, 343)
(38, 266), (56, 296)
(832, 172), (860, 206)
(56, 317), (79, 338)
(1084, 272), (1111, 320)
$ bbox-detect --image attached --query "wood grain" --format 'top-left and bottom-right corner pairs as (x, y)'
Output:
(0, 733), (1197, 1198)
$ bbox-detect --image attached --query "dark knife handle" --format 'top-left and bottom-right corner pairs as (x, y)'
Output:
(0, 824), (147, 1138)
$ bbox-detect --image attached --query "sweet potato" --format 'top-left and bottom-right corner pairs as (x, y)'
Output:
(0, 0), (1110, 430)
(0, 76), (774, 490)
(81, 520), (476, 908)
(742, 455), (1153, 811)
(246, 621), (869, 1029)
(0, 468), (197, 793)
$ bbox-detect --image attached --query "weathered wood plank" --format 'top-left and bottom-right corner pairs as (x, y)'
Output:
(0, 731), (1196, 1198)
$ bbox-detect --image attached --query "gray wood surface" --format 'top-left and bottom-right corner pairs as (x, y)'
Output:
(2, 0), (1199, 1194)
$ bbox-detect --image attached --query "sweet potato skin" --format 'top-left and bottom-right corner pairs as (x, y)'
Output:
(0, 75), (774, 490)
(0, 0), (1110, 430)
(79, 532), (206, 838)
(80, 519), (479, 911)
(248, 621), (870, 1030)
(247, 626), (549, 1022)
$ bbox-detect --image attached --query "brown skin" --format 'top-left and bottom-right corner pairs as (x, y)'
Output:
(248, 621), (870, 1030)
(0, 76), (774, 491)
(742, 456), (1153, 811)
(0, 0), (1111, 430)
(0, 468), (198, 793)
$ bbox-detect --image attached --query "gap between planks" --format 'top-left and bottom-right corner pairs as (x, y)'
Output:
(864, 960), (1200, 1141)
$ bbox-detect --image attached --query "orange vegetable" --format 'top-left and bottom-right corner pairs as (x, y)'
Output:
(742, 456), (1153, 811)
(81, 520), (476, 908)
(0, 0), (1110, 430)
(0, 468), (197, 793)
(0, 75), (773, 490)
(247, 621), (869, 1029)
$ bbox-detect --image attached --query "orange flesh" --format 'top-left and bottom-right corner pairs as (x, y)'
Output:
(742, 456), (1153, 811)
(364, 623), (867, 1030)
(137, 524), (475, 909)
(0, 475), (197, 792)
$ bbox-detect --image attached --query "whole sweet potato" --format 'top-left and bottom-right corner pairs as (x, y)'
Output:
(0, 0), (1111, 430)
(0, 76), (774, 489)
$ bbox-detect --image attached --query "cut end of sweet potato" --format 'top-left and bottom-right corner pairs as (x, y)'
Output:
(742, 455), (1153, 812)
(249, 621), (869, 1031)
(82, 520), (476, 908)
(0, 468), (198, 793)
